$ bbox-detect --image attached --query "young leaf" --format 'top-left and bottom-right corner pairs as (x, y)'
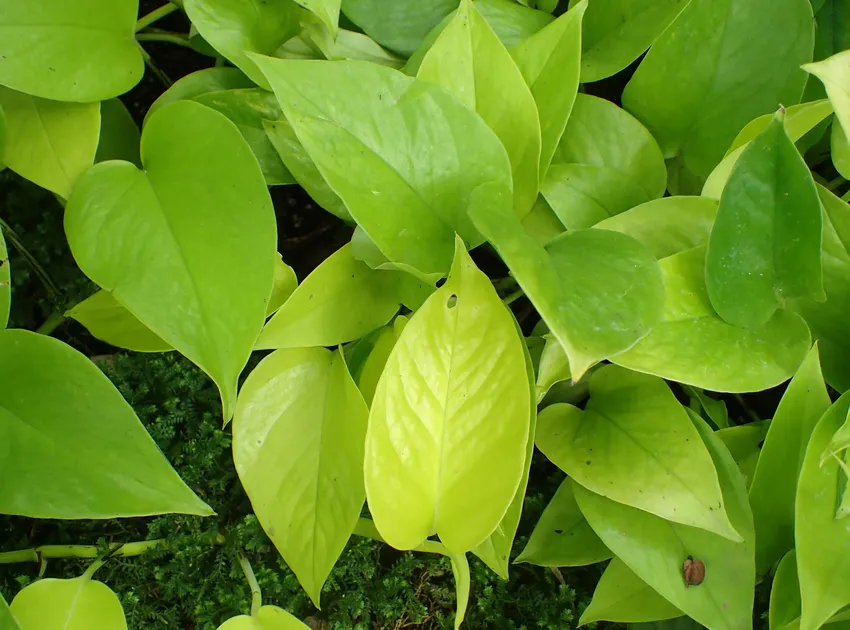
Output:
(65, 101), (277, 421)
(796, 392), (850, 630)
(770, 550), (803, 630)
(613, 246), (812, 392)
(449, 552), (470, 630)
(418, 0), (542, 216)
(233, 347), (369, 608)
(715, 421), (770, 488)
(579, 0), (690, 83)
(749, 345), (831, 576)
(542, 94), (666, 229)
(535, 335), (571, 404)
(0, 0), (143, 102)
(364, 238), (531, 553)
(580, 558), (683, 625)
(511, 0), (586, 180)
(267, 255), (299, 317)
(623, 0), (814, 176)
(0, 87), (99, 198)
(0, 226), (9, 329)
(96, 99), (141, 167)
(0, 329), (211, 518)
(574, 413), (756, 630)
(252, 57), (513, 276)
(469, 183), (665, 380)
(536, 365), (740, 541)
(804, 50), (850, 137)
(66, 291), (173, 353)
(294, 0), (341, 35)
(705, 113), (824, 329)
(515, 478), (612, 567)
(0, 592), (19, 630)
(10, 578), (125, 630)
(684, 387), (730, 430)
(595, 196), (718, 260)
(147, 67), (255, 122)
(341, 0), (458, 55)
(217, 605), (308, 629)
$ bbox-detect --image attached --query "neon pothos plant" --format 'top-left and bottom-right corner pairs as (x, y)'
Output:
(1, 0), (850, 628)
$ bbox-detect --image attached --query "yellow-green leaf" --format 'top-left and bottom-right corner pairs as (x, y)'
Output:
(10, 578), (125, 630)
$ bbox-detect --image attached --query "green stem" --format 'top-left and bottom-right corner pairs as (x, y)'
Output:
(0, 540), (164, 565)
(734, 394), (760, 423)
(36, 310), (66, 336)
(502, 289), (524, 306)
(826, 175), (847, 192)
(135, 3), (179, 32)
(352, 518), (449, 556)
(843, 189), (850, 202)
(237, 553), (262, 617)
(0, 218), (60, 297)
(136, 32), (194, 49)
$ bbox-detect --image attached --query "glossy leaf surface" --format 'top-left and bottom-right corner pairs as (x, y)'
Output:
(0, 87), (99, 198)
(147, 67), (255, 122)
(804, 50), (850, 137)
(10, 578), (125, 630)
(65, 101), (277, 421)
(66, 291), (173, 353)
(613, 246), (812, 392)
(536, 365), (738, 540)
(234, 348), (369, 607)
(0, 226), (8, 329)
(475, 0), (553, 47)
(364, 240), (530, 552)
(342, 0), (458, 55)
(623, 0), (814, 176)
(705, 113), (824, 329)
(295, 0), (341, 34)
(535, 335), (571, 404)
(749, 345), (830, 576)
(217, 605), (308, 629)
(0, 0), (143, 102)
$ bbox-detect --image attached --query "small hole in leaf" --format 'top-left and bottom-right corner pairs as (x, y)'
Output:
(447, 294), (458, 309)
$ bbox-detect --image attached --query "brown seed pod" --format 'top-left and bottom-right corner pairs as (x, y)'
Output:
(683, 556), (706, 586)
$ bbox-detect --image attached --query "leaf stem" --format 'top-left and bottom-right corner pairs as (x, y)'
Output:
(826, 175), (847, 192)
(35, 310), (66, 336)
(136, 32), (194, 49)
(237, 552), (262, 617)
(502, 289), (524, 306)
(733, 393), (760, 423)
(135, 3), (179, 32)
(352, 518), (450, 556)
(0, 540), (165, 565)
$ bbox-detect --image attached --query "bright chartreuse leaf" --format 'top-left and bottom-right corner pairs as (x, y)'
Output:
(623, 0), (814, 177)
(580, 558), (683, 625)
(521, 196), (565, 246)
(474, 0), (553, 47)
(296, 19), (406, 68)
(705, 112), (824, 329)
(535, 335), (570, 404)
(574, 413), (756, 630)
(535, 365), (740, 540)
(511, 0), (585, 181)
(771, 550), (803, 630)
(294, 0), (341, 35)
(0, 226), (8, 329)
(449, 552), (470, 630)
(514, 477), (611, 567)
(267, 254), (298, 317)
(418, 0), (541, 217)
(749, 345), (830, 576)
(542, 94), (666, 229)
(0, 0), (143, 102)
(0, 86), (99, 198)
(364, 238), (531, 553)
(612, 246), (812, 392)
(253, 57), (513, 276)
(578, 0), (690, 83)
(255, 244), (421, 350)
(66, 291), (173, 353)
(0, 329), (210, 518)
(595, 196), (717, 260)
(96, 99), (141, 167)
(804, 50), (850, 137)
(10, 578), (125, 630)
(702, 99), (834, 199)
(833, 118), (850, 179)
(147, 68), (255, 122)
(183, 0), (302, 88)
(341, 0), (458, 55)
(217, 605), (308, 629)
(65, 101), (277, 421)
(797, 392), (850, 630)
(470, 183), (664, 380)
(263, 119), (350, 221)
(716, 422), (770, 487)
(0, 592), (19, 630)
(234, 347), (369, 607)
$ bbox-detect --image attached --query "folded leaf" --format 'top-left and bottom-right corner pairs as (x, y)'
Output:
(10, 578), (125, 630)
(295, 0), (341, 35)
(535, 335), (571, 404)
(96, 99), (141, 167)
(771, 550), (803, 630)
(449, 552), (470, 630)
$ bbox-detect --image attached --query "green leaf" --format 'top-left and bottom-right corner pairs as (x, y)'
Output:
(234, 347), (369, 607)
(474, 0), (554, 48)
(294, 0), (341, 35)
(349, 320), (404, 406)
(299, 21), (405, 68)
(253, 57), (513, 276)
(595, 196), (718, 260)
(470, 183), (665, 380)
(771, 550), (802, 630)
(0, 0), (143, 102)
(10, 578), (125, 630)
(542, 94), (666, 229)
(183, 0), (302, 88)
(0, 592), (20, 630)
(521, 196), (564, 246)
(684, 387), (730, 430)
(96, 99), (141, 167)
(749, 344), (830, 576)
(579, 0), (690, 83)
(612, 246), (812, 392)
(0, 87), (99, 198)
(267, 254), (299, 317)
(418, 0), (541, 217)
(0, 226), (8, 329)
(341, 0), (458, 55)
(715, 421), (769, 488)
(66, 291), (173, 353)
(217, 605), (308, 629)
(449, 552), (470, 630)
(574, 413), (756, 630)
(536, 365), (739, 541)
(833, 119), (850, 179)
(705, 112), (824, 329)
(147, 67), (255, 122)
(623, 0), (814, 177)
(364, 238), (531, 552)
(515, 477), (611, 567)
(804, 50), (850, 138)
(510, 0), (586, 180)
(796, 392), (850, 630)
(581, 558), (683, 625)
(256, 244), (415, 350)
(535, 335), (571, 404)
(0, 329), (210, 519)
(65, 101), (277, 421)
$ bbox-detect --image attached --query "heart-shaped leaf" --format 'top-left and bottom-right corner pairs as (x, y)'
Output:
(10, 578), (125, 630)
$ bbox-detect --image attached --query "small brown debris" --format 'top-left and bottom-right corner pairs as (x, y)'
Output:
(683, 556), (705, 586)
